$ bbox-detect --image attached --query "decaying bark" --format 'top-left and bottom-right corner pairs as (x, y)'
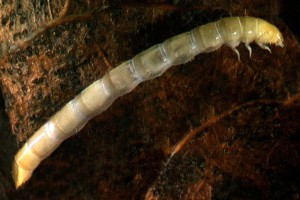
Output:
(0, 0), (299, 199)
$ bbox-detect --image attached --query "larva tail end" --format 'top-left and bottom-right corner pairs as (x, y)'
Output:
(13, 160), (33, 189)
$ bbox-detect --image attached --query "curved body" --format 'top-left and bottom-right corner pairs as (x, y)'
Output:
(13, 16), (283, 188)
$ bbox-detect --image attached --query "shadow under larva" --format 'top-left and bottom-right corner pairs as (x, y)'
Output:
(13, 16), (284, 188)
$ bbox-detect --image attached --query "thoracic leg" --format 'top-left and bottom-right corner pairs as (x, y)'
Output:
(258, 43), (271, 53)
(245, 43), (252, 57)
(231, 47), (240, 61)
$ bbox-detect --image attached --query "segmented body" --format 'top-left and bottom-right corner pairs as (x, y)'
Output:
(13, 16), (283, 188)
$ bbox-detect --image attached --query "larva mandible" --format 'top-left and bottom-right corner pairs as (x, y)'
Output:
(13, 16), (284, 188)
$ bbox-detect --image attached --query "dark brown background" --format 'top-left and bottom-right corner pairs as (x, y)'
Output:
(0, 0), (299, 199)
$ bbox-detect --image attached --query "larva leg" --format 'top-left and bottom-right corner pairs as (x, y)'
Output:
(257, 43), (272, 53)
(13, 16), (284, 188)
(232, 47), (241, 61)
(245, 43), (252, 57)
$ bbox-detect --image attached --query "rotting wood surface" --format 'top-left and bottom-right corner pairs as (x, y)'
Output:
(0, 0), (299, 199)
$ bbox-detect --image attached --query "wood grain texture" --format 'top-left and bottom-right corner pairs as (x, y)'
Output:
(0, 0), (299, 199)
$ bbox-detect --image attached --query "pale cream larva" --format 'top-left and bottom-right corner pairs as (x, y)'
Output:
(13, 16), (284, 188)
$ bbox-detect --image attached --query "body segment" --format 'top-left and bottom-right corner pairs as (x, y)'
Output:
(13, 16), (284, 188)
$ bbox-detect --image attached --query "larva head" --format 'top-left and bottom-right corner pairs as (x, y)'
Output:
(256, 19), (284, 47)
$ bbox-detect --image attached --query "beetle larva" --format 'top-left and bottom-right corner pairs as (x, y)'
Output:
(13, 16), (284, 188)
